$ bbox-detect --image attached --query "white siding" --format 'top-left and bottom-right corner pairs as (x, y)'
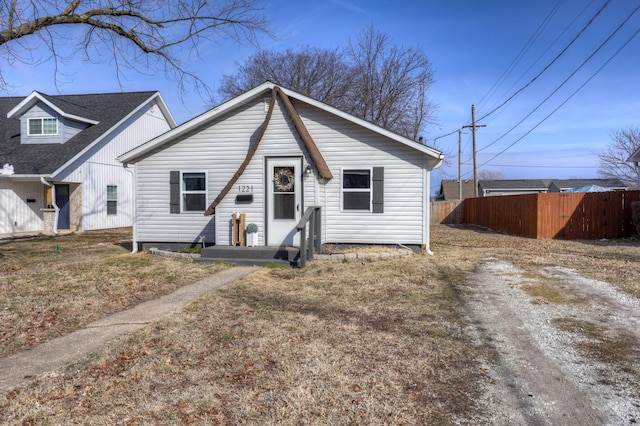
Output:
(136, 97), (317, 244)
(0, 180), (44, 235)
(297, 102), (427, 245)
(57, 100), (172, 231)
(134, 96), (430, 246)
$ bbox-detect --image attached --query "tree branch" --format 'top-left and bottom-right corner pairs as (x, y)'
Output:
(0, 0), (270, 96)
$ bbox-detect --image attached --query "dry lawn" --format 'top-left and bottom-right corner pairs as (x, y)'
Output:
(1, 225), (639, 425)
(0, 229), (226, 358)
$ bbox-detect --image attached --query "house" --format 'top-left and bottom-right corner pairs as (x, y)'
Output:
(478, 179), (548, 197)
(118, 82), (444, 254)
(628, 147), (640, 190)
(548, 178), (627, 192)
(0, 91), (175, 238)
(436, 179), (476, 200)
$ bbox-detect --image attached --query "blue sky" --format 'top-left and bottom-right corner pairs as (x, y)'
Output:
(3, 0), (640, 192)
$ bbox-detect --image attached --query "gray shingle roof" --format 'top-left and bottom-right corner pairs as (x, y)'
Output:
(0, 91), (156, 175)
(479, 179), (548, 190)
(550, 178), (627, 190)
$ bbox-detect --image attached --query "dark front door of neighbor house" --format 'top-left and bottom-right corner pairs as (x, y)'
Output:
(55, 184), (70, 230)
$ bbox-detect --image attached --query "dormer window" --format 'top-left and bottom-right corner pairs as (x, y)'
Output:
(28, 118), (58, 135)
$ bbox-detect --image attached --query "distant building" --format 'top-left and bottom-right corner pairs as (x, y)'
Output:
(0, 91), (175, 238)
(548, 178), (627, 192)
(478, 179), (548, 197)
(436, 179), (476, 200)
(626, 148), (640, 190)
(437, 177), (631, 200)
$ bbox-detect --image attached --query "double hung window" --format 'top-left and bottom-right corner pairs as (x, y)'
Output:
(28, 118), (58, 135)
(342, 169), (372, 210)
(107, 185), (117, 215)
(181, 172), (207, 212)
(341, 167), (384, 213)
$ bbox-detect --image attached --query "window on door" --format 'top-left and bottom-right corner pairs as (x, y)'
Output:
(273, 166), (296, 219)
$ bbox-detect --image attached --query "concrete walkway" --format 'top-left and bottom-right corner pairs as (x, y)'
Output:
(0, 266), (258, 393)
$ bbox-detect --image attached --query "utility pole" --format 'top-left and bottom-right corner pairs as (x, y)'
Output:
(458, 130), (462, 199)
(463, 105), (486, 197)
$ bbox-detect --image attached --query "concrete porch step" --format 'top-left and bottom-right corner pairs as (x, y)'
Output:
(197, 246), (300, 267)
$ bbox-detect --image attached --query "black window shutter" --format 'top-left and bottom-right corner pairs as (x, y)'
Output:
(372, 167), (384, 213)
(170, 171), (180, 214)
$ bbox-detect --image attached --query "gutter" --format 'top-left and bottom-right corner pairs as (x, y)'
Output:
(40, 177), (59, 235)
(123, 164), (138, 253)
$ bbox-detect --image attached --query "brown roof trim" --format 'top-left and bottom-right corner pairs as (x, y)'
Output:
(204, 88), (277, 215)
(275, 87), (333, 180)
(204, 86), (333, 216)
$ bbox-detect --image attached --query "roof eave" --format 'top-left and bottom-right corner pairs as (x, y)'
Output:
(275, 85), (444, 161)
(7, 91), (99, 125)
(119, 81), (444, 164)
(52, 91), (169, 178)
(119, 82), (277, 163)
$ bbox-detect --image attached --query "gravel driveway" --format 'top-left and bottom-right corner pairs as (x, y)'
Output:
(463, 259), (640, 425)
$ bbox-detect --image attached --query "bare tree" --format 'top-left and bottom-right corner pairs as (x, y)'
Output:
(478, 169), (505, 180)
(0, 0), (269, 95)
(346, 26), (436, 141)
(597, 127), (640, 186)
(217, 46), (353, 108)
(217, 26), (436, 140)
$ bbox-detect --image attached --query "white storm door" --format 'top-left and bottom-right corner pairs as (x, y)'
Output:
(267, 157), (301, 246)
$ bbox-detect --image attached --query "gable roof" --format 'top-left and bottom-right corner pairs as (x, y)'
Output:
(627, 146), (640, 162)
(550, 178), (627, 190)
(438, 179), (476, 200)
(7, 91), (99, 125)
(203, 86), (334, 215)
(119, 81), (444, 164)
(479, 179), (548, 191)
(0, 91), (175, 177)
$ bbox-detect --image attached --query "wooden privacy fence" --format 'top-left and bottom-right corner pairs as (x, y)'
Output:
(431, 200), (464, 225)
(464, 190), (640, 239)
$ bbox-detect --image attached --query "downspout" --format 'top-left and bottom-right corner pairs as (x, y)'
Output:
(424, 155), (443, 256)
(123, 164), (138, 253)
(635, 161), (640, 190)
(424, 165), (434, 256)
(40, 177), (59, 235)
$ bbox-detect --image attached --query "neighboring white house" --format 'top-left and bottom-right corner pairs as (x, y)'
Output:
(0, 91), (175, 238)
(629, 147), (640, 190)
(118, 82), (444, 253)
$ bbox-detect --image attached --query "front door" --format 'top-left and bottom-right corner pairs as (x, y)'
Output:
(267, 157), (301, 246)
(55, 184), (70, 230)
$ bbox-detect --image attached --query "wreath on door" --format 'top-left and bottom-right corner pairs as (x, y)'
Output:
(273, 168), (295, 192)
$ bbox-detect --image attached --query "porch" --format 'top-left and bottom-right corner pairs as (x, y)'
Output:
(198, 246), (301, 267)
(198, 206), (322, 267)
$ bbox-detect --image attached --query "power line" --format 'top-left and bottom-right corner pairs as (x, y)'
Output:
(487, 0), (597, 116)
(479, 2), (640, 153)
(476, 0), (612, 123)
(428, 127), (461, 144)
(463, 163), (597, 169)
(478, 23), (640, 169)
(477, 0), (565, 111)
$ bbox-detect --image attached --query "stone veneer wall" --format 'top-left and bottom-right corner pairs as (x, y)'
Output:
(42, 208), (56, 235)
(69, 183), (82, 232)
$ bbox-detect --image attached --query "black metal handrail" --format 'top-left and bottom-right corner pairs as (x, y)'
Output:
(296, 206), (321, 267)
